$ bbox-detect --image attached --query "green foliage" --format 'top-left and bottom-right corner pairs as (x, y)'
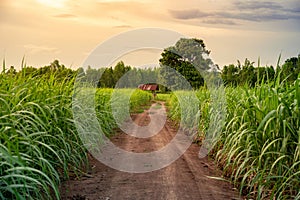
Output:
(167, 76), (300, 199)
(94, 88), (152, 136)
(166, 91), (201, 132)
(166, 89), (210, 142)
(0, 60), (153, 199)
(222, 56), (300, 87)
(113, 61), (131, 84)
(215, 76), (300, 199)
(155, 93), (171, 101)
(280, 55), (300, 83)
(79, 61), (161, 89)
(116, 67), (159, 88)
(159, 38), (213, 90)
(129, 89), (152, 110)
(2, 48), (300, 199)
(0, 70), (86, 199)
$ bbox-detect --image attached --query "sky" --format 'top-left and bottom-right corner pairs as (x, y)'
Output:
(1, 0), (300, 70)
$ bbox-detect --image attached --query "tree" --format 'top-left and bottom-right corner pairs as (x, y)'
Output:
(221, 64), (240, 86)
(159, 38), (214, 90)
(113, 61), (131, 87)
(99, 67), (115, 88)
(281, 55), (300, 83)
(85, 66), (102, 86)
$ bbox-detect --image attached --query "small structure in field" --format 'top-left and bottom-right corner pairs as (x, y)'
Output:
(138, 84), (159, 99)
(138, 84), (159, 91)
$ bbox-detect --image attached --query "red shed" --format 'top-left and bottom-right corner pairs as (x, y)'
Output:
(138, 84), (159, 91)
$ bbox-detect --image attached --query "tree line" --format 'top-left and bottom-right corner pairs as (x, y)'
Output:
(2, 59), (76, 81)
(3, 38), (300, 89)
(77, 61), (160, 88)
(222, 56), (300, 87)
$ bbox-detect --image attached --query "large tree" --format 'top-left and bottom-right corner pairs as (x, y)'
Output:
(159, 38), (215, 90)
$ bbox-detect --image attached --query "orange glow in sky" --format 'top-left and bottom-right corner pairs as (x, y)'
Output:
(0, 0), (299, 69)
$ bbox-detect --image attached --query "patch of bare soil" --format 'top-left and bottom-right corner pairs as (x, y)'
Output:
(60, 102), (241, 200)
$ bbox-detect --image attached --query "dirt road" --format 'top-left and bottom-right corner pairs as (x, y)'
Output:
(60, 102), (241, 200)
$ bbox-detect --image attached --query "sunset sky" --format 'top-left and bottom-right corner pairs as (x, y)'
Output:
(1, 0), (300, 70)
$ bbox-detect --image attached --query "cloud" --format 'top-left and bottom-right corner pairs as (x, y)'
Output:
(169, 9), (211, 19)
(234, 1), (283, 10)
(202, 19), (238, 25)
(291, 8), (300, 13)
(169, 1), (300, 25)
(231, 1), (300, 21)
(287, 6), (300, 13)
(24, 44), (60, 54)
(169, 9), (241, 25)
(53, 13), (77, 18)
(217, 11), (292, 22)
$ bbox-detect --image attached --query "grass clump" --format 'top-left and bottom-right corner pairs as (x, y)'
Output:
(0, 71), (87, 199)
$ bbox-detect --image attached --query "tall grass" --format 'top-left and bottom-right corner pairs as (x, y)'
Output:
(0, 72), (87, 199)
(167, 89), (209, 139)
(0, 70), (153, 199)
(167, 75), (300, 199)
(216, 75), (300, 199)
(94, 88), (152, 136)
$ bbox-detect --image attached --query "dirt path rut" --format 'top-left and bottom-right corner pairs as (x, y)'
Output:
(60, 102), (241, 200)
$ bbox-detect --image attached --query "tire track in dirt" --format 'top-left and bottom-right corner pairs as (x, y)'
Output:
(60, 102), (241, 200)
